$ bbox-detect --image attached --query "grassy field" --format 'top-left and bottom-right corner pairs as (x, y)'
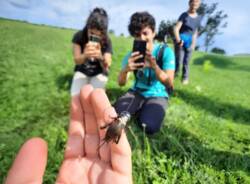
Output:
(0, 18), (250, 184)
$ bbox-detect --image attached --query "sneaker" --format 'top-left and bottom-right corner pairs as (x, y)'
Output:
(182, 79), (189, 85)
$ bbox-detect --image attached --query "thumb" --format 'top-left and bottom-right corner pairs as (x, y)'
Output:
(5, 137), (48, 184)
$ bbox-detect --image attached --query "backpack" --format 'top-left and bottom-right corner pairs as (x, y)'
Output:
(134, 43), (173, 95)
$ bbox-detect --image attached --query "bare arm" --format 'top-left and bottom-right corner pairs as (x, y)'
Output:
(146, 52), (174, 89)
(152, 64), (174, 89)
(165, 70), (174, 89)
(191, 29), (198, 50)
(118, 68), (130, 86)
(103, 52), (112, 69)
(72, 44), (87, 65)
(173, 21), (183, 44)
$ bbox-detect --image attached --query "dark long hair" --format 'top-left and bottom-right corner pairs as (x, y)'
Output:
(82, 8), (109, 50)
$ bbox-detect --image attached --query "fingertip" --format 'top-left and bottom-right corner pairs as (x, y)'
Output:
(131, 51), (139, 56)
(91, 88), (105, 97)
(103, 106), (117, 124)
(90, 88), (106, 107)
(90, 88), (110, 115)
(5, 137), (48, 184)
(80, 84), (94, 100)
(25, 137), (48, 151)
(90, 88), (108, 107)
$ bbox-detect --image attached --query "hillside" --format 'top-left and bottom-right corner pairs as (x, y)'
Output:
(0, 18), (250, 184)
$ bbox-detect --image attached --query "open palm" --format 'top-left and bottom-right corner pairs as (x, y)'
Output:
(5, 85), (132, 184)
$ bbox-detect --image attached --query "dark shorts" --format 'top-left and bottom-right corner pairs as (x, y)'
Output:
(114, 90), (168, 134)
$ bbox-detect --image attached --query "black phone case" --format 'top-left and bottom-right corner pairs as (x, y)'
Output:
(132, 40), (146, 64)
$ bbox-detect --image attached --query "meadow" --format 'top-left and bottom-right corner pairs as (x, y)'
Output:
(0, 18), (250, 183)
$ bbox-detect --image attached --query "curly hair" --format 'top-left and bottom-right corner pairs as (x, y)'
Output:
(128, 11), (156, 37)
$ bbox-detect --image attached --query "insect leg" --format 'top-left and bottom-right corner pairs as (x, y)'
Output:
(114, 134), (122, 144)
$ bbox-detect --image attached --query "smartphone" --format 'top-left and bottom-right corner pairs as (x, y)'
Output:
(89, 34), (101, 43)
(132, 40), (146, 64)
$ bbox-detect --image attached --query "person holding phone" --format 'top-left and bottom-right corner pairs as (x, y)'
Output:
(114, 11), (175, 135)
(173, 0), (202, 85)
(71, 7), (112, 96)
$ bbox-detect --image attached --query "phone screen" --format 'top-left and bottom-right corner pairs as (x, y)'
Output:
(132, 40), (146, 64)
(89, 35), (101, 43)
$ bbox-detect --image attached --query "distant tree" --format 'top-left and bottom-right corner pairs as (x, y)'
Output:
(120, 33), (124, 37)
(109, 29), (115, 35)
(197, 2), (228, 52)
(211, 47), (226, 55)
(155, 20), (176, 43)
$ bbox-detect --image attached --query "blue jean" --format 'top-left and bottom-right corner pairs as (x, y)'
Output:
(114, 90), (168, 134)
(174, 44), (192, 80)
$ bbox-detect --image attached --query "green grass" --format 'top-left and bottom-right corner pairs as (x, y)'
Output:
(0, 18), (250, 183)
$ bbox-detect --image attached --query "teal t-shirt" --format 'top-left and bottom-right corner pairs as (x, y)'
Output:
(122, 43), (175, 98)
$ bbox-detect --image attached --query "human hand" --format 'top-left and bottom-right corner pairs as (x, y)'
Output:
(177, 39), (184, 47)
(84, 42), (102, 61)
(125, 51), (144, 72)
(5, 85), (132, 184)
(144, 51), (157, 69)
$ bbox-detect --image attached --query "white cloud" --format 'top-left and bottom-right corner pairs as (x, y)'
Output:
(0, 0), (250, 54)
(8, 0), (31, 9)
(50, 0), (84, 16)
(84, 0), (187, 36)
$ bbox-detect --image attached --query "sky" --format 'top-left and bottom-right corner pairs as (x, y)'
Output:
(0, 0), (250, 55)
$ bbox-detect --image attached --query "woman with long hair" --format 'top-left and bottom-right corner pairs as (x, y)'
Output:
(71, 7), (112, 96)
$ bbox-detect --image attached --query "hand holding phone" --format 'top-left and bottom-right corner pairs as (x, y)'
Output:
(132, 40), (146, 64)
(87, 35), (101, 61)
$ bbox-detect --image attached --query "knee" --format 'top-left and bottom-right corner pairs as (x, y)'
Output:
(91, 74), (108, 88)
(97, 74), (108, 83)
